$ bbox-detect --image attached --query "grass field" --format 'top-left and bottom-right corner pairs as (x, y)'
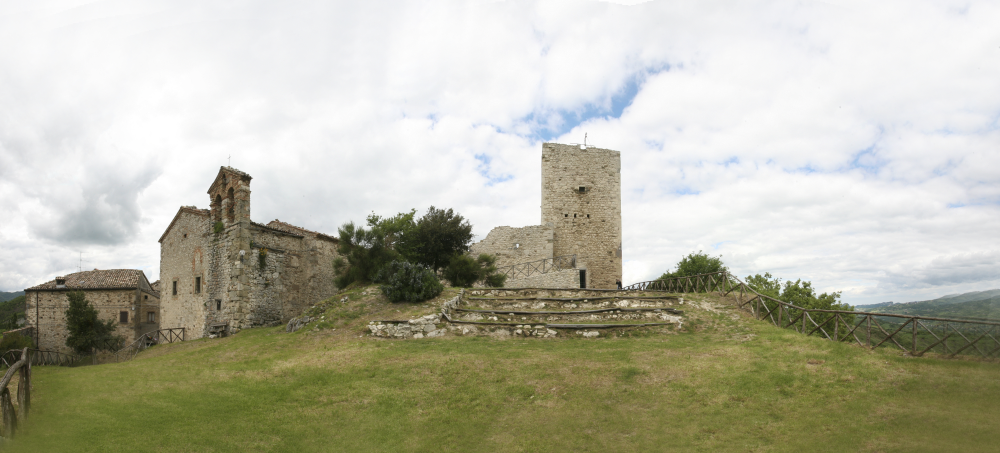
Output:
(8, 289), (1000, 452)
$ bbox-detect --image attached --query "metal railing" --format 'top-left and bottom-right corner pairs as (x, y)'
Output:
(626, 272), (1000, 359)
(497, 255), (576, 280)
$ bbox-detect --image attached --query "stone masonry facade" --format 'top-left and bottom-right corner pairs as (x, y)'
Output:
(25, 269), (160, 354)
(541, 143), (622, 289)
(469, 224), (554, 269)
(470, 143), (623, 289)
(159, 167), (340, 340)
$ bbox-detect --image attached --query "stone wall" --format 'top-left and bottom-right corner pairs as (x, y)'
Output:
(159, 168), (340, 340)
(541, 143), (622, 289)
(159, 208), (211, 339)
(25, 289), (156, 354)
(504, 268), (580, 289)
(469, 224), (554, 269)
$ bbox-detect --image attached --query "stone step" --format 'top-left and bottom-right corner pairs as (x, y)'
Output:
(452, 308), (681, 325)
(461, 297), (685, 312)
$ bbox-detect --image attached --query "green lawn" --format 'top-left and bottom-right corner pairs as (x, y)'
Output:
(9, 293), (1000, 452)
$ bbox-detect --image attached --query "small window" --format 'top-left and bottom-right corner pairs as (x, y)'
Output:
(172, 281), (177, 295)
(148, 312), (156, 323)
(564, 214), (568, 218)
(56, 278), (66, 288)
(195, 276), (202, 294)
(586, 214), (590, 218)
(183, 233), (188, 238)
(574, 213), (577, 218)
(216, 300), (222, 311)
(578, 186), (586, 193)
(144, 295), (148, 300)
(120, 311), (129, 323)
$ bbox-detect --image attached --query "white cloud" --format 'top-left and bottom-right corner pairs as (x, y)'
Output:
(0, 0), (997, 306)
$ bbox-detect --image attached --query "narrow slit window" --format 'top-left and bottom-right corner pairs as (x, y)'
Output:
(216, 300), (222, 311)
(172, 281), (177, 295)
(195, 276), (202, 294)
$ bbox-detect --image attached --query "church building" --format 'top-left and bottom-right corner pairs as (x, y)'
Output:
(158, 167), (340, 339)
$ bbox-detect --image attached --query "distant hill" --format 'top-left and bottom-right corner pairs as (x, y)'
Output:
(0, 291), (24, 303)
(855, 289), (1000, 321)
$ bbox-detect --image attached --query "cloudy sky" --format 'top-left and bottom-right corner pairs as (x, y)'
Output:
(1, 0), (998, 305)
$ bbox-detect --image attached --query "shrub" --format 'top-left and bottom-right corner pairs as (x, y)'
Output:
(258, 248), (268, 268)
(213, 221), (224, 235)
(444, 254), (507, 288)
(377, 261), (443, 303)
(0, 333), (33, 353)
(444, 254), (479, 287)
(658, 250), (728, 280)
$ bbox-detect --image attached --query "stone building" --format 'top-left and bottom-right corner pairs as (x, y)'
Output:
(158, 166), (340, 339)
(24, 269), (160, 353)
(470, 143), (622, 289)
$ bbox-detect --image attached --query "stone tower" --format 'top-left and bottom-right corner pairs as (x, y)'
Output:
(540, 143), (622, 289)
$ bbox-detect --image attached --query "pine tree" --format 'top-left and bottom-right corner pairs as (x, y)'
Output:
(64, 291), (123, 355)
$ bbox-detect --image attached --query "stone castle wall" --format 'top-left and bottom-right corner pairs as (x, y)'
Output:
(468, 224), (554, 269)
(541, 143), (622, 289)
(504, 268), (580, 289)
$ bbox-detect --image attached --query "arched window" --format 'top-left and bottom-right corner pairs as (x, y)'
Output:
(213, 195), (222, 221)
(227, 187), (235, 222)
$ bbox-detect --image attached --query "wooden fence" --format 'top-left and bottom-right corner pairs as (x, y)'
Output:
(114, 328), (186, 363)
(497, 255), (577, 280)
(625, 272), (1000, 359)
(1, 349), (78, 368)
(0, 348), (31, 439)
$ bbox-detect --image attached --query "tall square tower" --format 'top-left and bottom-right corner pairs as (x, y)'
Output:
(541, 142), (622, 288)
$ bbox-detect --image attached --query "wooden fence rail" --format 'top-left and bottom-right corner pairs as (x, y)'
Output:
(497, 255), (577, 280)
(625, 272), (1000, 359)
(0, 348), (31, 439)
(114, 328), (186, 363)
(1, 349), (78, 368)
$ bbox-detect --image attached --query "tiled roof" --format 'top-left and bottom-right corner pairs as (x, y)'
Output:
(266, 220), (338, 242)
(26, 269), (151, 292)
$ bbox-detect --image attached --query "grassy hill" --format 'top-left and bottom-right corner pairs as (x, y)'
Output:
(856, 289), (1000, 320)
(8, 286), (1000, 452)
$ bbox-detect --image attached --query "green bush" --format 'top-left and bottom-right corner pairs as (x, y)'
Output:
(658, 250), (728, 280)
(377, 261), (443, 303)
(0, 333), (33, 353)
(444, 254), (506, 288)
(213, 221), (224, 235)
(444, 254), (480, 287)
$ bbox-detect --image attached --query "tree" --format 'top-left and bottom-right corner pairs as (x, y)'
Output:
(405, 206), (473, 272)
(65, 291), (123, 355)
(333, 210), (417, 288)
(657, 251), (728, 280)
(444, 254), (507, 288)
(745, 273), (853, 337)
